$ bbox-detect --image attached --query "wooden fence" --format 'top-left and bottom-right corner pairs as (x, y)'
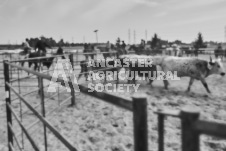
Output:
(3, 52), (148, 151)
(155, 108), (226, 151)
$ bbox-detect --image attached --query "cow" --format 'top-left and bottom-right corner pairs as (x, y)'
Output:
(21, 51), (46, 71)
(120, 54), (225, 93)
(152, 56), (225, 93)
(42, 56), (55, 70)
(21, 48), (65, 72)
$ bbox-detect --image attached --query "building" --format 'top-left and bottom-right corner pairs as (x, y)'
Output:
(199, 43), (226, 53)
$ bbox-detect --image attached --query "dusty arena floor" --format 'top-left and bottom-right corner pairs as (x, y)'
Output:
(1, 54), (226, 151)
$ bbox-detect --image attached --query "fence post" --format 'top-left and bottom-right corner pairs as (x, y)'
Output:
(39, 77), (48, 151)
(17, 67), (24, 148)
(68, 54), (75, 106)
(181, 108), (200, 151)
(132, 94), (148, 151)
(158, 110), (164, 151)
(76, 50), (78, 66)
(9, 54), (13, 79)
(69, 54), (74, 70)
(69, 81), (76, 107)
(4, 60), (13, 151)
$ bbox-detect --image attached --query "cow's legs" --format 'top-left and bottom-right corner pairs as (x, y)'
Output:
(162, 70), (169, 89)
(127, 71), (132, 84)
(104, 71), (107, 83)
(200, 78), (211, 93)
(163, 80), (169, 89)
(133, 71), (137, 84)
(78, 69), (84, 81)
(115, 69), (119, 85)
(148, 79), (154, 88)
(28, 62), (33, 75)
(187, 78), (194, 92)
(34, 63), (38, 71)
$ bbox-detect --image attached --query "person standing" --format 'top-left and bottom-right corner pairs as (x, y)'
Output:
(121, 41), (127, 54)
(23, 38), (31, 54)
(140, 39), (145, 50)
(106, 41), (111, 51)
(116, 38), (121, 48)
(56, 46), (65, 59)
(121, 41), (126, 49)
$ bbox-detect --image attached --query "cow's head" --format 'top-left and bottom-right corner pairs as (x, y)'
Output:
(209, 56), (225, 76)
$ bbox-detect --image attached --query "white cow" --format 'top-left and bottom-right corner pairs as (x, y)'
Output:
(151, 56), (225, 93)
(120, 54), (225, 93)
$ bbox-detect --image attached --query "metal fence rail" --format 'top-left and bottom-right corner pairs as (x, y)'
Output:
(3, 51), (148, 151)
(155, 108), (226, 151)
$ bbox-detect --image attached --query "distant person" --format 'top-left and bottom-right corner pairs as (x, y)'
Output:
(214, 47), (219, 59)
(83, 43), (91, 60)
(84, 43), (88, 50)
(194, 48), (198, 57)
(121, 40), (128, 54)
(23, 38), (31, 54)
(90, 44), (95, 59)
(140, 39), (145, 50)
(215, 44), (223, 60)
(116, 38), (121, 48)
(56, 46), (65, 59)
(35, 37), (51, 54)
(121, 41), (126, 49)
(106, 41), (111, 51)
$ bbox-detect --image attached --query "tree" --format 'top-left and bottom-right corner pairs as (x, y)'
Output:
(194, 32), (206, 49)
(58, 39), (65, 46)
(174, 40), (182, 45)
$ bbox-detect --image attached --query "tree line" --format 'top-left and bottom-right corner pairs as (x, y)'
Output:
(146, 32), (207, 50)
(0, 33), (221, 50)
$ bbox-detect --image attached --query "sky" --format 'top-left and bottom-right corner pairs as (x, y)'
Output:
(0, 0), (226, 44)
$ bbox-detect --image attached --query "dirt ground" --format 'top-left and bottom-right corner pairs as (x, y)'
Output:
(1, 54), (226, 151)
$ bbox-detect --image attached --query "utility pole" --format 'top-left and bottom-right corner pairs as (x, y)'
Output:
(72, 37), (74, 43)
(94, 30), (98, 43)
(128, 29), (131, 44)
(225, 26), (226, 43)
(134, 30), (136, 44)
(145, 29), (147, 42)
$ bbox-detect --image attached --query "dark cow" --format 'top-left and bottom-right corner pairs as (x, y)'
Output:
(42, 56), (55, 70)
(21, 47), (65, 72)
(21, 52), (46, 71)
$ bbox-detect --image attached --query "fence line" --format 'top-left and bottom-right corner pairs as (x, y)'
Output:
(6, 82), (78, 151)
(155, 108), (226, 151)
(3, 51), (148, 151)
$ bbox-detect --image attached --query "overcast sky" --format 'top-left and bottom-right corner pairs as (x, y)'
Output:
(0, 0), (226, 44)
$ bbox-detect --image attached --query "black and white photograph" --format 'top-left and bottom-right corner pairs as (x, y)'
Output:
(1, 0), (226, 151)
